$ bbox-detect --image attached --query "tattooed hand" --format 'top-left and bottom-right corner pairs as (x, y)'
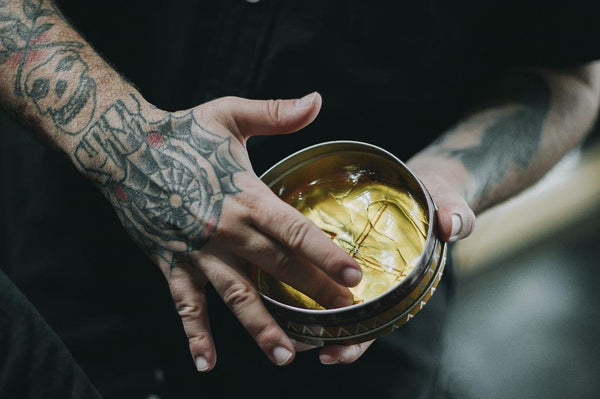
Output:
(72, 92), (363, 370)
(7, 0), (596, 375)
(0, 0), (367, 371)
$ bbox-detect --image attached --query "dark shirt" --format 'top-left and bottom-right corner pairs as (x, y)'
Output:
(1, 1), (599, 398)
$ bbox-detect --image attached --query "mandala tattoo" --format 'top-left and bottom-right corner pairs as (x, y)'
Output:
(75, 95), (245, 266)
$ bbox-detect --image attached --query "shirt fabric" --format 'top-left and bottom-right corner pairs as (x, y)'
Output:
(1, 1), (599, 398)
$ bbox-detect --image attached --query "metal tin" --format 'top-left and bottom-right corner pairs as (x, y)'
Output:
(250, 141), (447, 346)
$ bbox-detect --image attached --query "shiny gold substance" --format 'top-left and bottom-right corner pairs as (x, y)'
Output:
(258, 165), (428, 310)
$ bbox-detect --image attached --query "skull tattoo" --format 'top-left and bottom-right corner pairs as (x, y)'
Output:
(25, 49), (96, 135)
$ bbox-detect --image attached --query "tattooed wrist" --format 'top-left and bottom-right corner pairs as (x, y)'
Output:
(1, 1), (245, 270)
(74, 94), (245, 269)
(1, 0), (97, 136)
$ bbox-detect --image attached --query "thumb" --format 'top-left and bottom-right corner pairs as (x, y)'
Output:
(210, 92), (322, 139)
(416, 172), (476, 243)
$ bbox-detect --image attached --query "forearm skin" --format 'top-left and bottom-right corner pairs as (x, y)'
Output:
(408, 63), (600, 215)
(0, 0), (140, 155)
(0, 0), (244, 270)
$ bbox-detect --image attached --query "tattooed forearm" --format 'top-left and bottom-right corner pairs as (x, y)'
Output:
(25, 48), (96, 134)
(1, 1), (247, 269)
(429, 71), (551, 209)
(74, 94), (245, 268)
(0, 0), (96, 135)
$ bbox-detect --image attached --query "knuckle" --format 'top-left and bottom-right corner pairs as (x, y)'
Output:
(240, 188), (264, 216)
(188, 334), (212, 354)
(222, 281), (257, 309)
(176, 301), (202, 321)
(210, 96), (242, 135)
(255, 325), (284, 348)
(214, 95), (237, 108)
(265, 99), (283, 125)
(284, 219), (311, 251)
(273, 250), (296, 278)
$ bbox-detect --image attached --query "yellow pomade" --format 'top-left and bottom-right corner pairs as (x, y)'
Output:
(257, 155), (428, 310)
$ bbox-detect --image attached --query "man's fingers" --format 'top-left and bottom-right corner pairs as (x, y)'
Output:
(409, 170), (476, 242)
(291, 338), (374, 363)
(210, 92), (322, 138)
(291, 339), (317, 352)
(251, 197), (362, 288)
(191, 252), (296, 367)
(422, 178), (475, 242)
(436, 202), (476, 243)
(319, 340), (375, 365)
(167, 264), (216, 372)
(232, 225), (355, 309)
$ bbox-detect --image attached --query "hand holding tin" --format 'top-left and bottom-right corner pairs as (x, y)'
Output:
(406, 160), (476, 243)
(0, 1), (364, 374)
(162, 93), (366, 371)
(75, 92), (363, 371)
(251, 142), (448, 360)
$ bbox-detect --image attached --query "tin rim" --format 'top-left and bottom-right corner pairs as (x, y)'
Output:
(284, 240), (447, 345)
(256, 140), (442, 321)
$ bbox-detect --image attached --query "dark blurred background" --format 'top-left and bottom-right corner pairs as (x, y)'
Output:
(435, 127), (600, 398)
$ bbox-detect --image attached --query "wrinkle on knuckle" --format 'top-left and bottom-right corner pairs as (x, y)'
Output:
(284, 219), (310, 251)
(240, 191), (263, 220)
(176, 301), (202, 321)
(266, 99), (283, 126)
(222, 281), (256, 309)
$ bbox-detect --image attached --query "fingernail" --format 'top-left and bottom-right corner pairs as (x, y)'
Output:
(295, 92), (316, 108)
(449, 214), (462, 242)
(320, 354), (339, 365)
(195, 356), (209, 372)
(273, 346), (293, 365)
(342, 267), (362, 286)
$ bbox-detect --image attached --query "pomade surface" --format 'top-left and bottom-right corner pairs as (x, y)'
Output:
(258, 166), (428, 310)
